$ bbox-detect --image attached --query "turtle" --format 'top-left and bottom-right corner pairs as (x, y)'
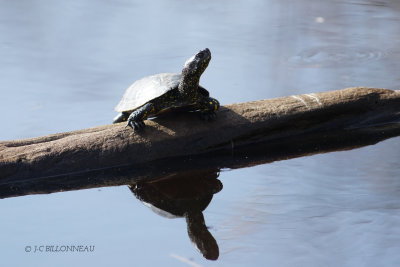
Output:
(113, 48), (220, 130)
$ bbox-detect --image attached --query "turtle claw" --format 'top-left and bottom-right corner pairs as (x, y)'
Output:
(126, 120), (145, 131)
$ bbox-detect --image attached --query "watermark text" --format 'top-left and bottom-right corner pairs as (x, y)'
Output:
(25, 245), (95, 253)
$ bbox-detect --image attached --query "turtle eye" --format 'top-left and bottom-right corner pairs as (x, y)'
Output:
(197, 52), (204, 58)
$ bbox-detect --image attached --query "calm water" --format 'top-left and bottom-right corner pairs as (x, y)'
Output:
(1, 0), (400, 266)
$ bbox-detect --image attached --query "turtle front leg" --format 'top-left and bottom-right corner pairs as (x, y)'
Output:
(126, 103), (155, 130)
(198, 97), (220, 121)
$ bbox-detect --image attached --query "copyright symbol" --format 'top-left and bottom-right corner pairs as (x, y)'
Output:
(25, 246), (31, 252)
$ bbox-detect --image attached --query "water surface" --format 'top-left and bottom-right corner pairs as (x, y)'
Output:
(1, 0), (399, 266)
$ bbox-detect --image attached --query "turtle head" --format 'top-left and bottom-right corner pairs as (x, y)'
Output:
(182, 48), (211, 78)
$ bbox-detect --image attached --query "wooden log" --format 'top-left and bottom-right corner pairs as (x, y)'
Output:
(1, 87), (399, 188)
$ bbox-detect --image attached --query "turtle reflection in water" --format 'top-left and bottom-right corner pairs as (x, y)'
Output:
(113, 48), (220, 130)
(129, 169), (222, 260)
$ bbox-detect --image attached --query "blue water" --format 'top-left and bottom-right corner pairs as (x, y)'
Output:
(1, 0), (400, 266)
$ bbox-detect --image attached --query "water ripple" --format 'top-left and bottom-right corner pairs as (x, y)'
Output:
(289, 46), (389, 67)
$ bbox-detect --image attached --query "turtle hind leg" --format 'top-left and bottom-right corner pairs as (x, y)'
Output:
(199, 97), (220, 121)
(127, 103), (155, 130)
(113, 112), (130, 123)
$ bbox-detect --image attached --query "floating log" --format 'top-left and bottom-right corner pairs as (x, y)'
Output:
(1, 87), (399, 194)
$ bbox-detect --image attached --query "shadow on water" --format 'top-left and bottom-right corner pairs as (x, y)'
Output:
(130, 169), (222, 260)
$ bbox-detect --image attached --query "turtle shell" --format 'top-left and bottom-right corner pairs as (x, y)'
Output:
(115, 72), (182, 112)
